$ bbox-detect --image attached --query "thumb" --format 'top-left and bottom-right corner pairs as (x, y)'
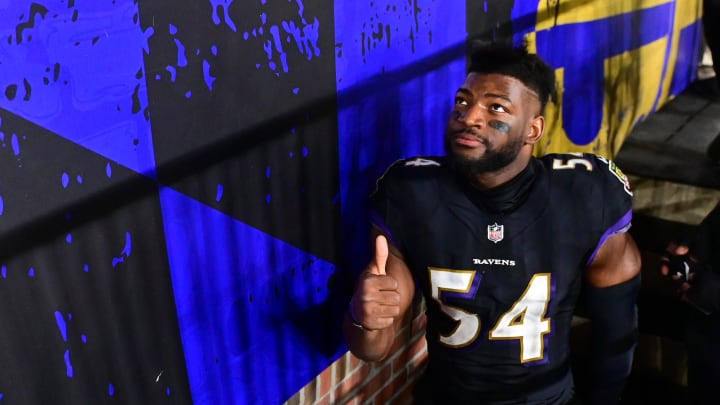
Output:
(372, 234), (389, 275)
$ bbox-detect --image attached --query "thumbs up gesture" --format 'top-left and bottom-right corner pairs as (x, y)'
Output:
(370, 233), (389, 275)
(349, 235), (401, 330)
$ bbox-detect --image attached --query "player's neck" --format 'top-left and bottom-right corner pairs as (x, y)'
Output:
(464, 157), (537, 215)
(470, 156), (532, 190)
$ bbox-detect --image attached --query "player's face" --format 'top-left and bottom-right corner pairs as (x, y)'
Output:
(445, 72), (541, 174)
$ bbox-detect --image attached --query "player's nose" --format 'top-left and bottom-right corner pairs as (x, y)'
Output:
(457, 103), (487, 127)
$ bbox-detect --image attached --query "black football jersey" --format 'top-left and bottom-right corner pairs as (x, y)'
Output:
(369, 153), (633, 404)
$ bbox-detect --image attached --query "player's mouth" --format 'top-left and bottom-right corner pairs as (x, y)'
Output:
(452, 130), (485, 148)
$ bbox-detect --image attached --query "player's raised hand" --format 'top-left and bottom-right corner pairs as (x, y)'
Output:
(370, 233), (389, 275)
(349, 235), (401, 330)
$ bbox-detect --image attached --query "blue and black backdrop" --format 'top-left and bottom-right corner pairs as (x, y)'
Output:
(0, 1), (702, 404)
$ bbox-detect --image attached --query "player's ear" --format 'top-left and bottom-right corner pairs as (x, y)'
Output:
(525, 115), (544, 145)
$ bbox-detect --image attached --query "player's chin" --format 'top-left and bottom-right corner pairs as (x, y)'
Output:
(448, 143), (485, 161)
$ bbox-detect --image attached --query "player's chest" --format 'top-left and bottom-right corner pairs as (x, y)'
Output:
(406, 208), (587, 307)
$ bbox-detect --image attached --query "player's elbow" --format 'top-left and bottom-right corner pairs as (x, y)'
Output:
(587, 232), (642, 287)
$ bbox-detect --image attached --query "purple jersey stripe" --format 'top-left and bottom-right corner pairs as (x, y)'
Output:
(587, 208), (633, 265)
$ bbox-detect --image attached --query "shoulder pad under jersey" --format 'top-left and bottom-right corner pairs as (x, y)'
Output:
(539, 152), (633, 197)
(372, 156), (446, 191)
(368, 156), (446, 247)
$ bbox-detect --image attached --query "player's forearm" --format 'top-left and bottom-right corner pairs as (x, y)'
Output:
(583, 275), (640, 404)
(342, 312), (397, 362)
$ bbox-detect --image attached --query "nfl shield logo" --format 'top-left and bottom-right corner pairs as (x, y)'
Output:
(487, 223), (504, 243)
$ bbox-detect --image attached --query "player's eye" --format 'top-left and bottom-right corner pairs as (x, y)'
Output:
(454, 97), (469, 106)
(489, 104), (509, 113)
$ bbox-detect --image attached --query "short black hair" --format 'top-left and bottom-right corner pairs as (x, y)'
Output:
(467, 41), (556, 113)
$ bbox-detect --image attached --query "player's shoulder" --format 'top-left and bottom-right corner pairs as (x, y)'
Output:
(370, 156), (449, 209)
(377, 156), (448, 182)
(537, 152), (633, 196)
(537, 152), (612, 171)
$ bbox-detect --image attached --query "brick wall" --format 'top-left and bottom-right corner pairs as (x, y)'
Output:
(285, 301), (428, 405)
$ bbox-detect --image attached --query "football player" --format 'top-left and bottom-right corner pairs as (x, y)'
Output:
(343, 42), (641, 404)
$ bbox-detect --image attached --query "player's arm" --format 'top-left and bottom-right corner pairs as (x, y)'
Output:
(343, 230), (416, 362)
(582, 231), (642, 405)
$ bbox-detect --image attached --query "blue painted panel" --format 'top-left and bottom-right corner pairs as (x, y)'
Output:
(0, 109), (190, 404)
(0, 0), (155, 176)
(160, 187), (343, 405)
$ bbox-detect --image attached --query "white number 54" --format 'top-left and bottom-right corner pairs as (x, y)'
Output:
(428, 269), (551, 363)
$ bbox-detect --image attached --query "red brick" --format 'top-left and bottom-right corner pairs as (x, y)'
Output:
(299, 379), (317, 403)
(333, 337), (426, 404)
(373, 367), (409, 404)
(341, 394), (363, 405)
(406, 337), (428, 371)
(359, 363), (393, 396)
(391, 348), (409, 375)
(336, 389), (367, 405)
(412, 313), (427, 335)
(388, 330), (412, 357)
(388, 382), (415, 405)
(317, 365), (333, 399)
(388, 333), (428, 375)
(335, 362), (391, 404)
(335, 360), (374, 400)
(333, 357), (345, 388)
(337, 351), (369, 387)
(313, 392), (333, 405)
(349, 352), (363, 372)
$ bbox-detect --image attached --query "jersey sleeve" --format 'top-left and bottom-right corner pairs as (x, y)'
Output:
(367, 156), (443, 252)
(595, 154), (633, 229)
(368, 159), (409, 249)
(586, 153), (634, 263)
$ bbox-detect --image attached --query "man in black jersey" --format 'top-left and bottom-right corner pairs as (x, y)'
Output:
(343, 42), (642, 404)
(661, 203), (720, 405)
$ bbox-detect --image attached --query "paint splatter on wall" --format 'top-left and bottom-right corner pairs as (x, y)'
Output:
(0, 0), (155, 176)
